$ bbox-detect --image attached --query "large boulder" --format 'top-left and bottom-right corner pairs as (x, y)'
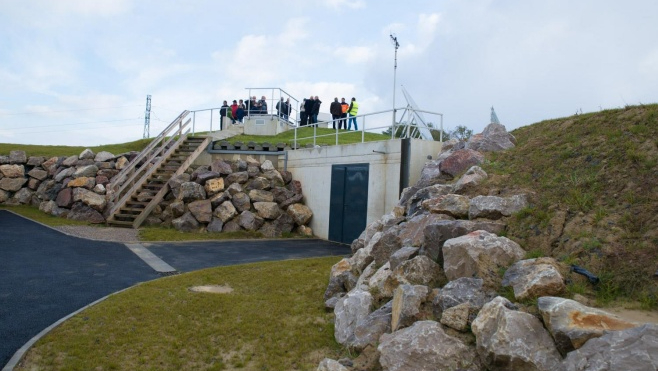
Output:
(204, 177), (225, 196)
(0, 177), (27, 192)
(188, 199), (212, 223)
(231, 192), (251, 213)
(388, 246), (419, 271)
(466, 123), (516, 152)
(562, 324), (658, 371)
(253, 201), (281, 220)
(195, 170), (221, 185)
(391, 284), (429, 331)
(79, 148), (95, 160)
(67, 176), (96, 189)
(334, 289), (373, 346)
(237, 210), (264, 231)
(469, 194), (528, 220)
(472, 296), (562, 371)
(214, 200), (238, 222)
(421, 219), (507, 263)
(177, 182), (206, 203)
(397, 213), (452, 247)
(12, 188), (34, 204)
(371, 226), (403, 267)
(388, 255), (445, 288)
(287, 203), (312, 225)
(168, 173), (191, 198)
(378, 320), (481, 371)
(73, 164), (99, 178)
(0, 164), (25, 178)
(538, 296), (639, 356)
(67, 202), (105, 223)
(248, 189), (274, 203)
(439, 149), (484, 179)
(27, 168), (48, 181)
(421, 193), (470, 218)
(502, 258), (566, 300)
(433, 277), (487, 319)
(206, 217), (224, 233)
(442, 230), (525, 282)
(317, 359), (349, 371)
(72, 187), (106, 211)
(172, 212), (200, 232)
(351, 300), (393, 350)
(226, 171), (249, 184)
(94, 151), (115, 162)
(405, 184), (454, 217)
(54, 167), (76, 182)
(416, 160), (443, 187)
(453, 166), (488, 194)
(9, 150), (27, 164)
(210, 159), (233, 175)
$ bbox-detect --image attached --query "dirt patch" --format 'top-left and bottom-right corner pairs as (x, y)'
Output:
(605, 307), (658, 325)
(188, 285), (234, 294)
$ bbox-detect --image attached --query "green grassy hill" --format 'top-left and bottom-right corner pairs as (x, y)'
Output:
(475, 104), (658, 307)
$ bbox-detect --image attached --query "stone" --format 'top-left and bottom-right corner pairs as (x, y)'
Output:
(195, 170), (221, 186)
(287, 203), (312, 225)
(262, 169), (284, 187)
(39, 200), (57, 214)
(538, 296), (639, 356)
(231, 192), (251, 213)
(391, 284), (429, 331)
(0, 177), (27, 192)
(397, 213), (452, 247)
(79, 148), (95, 160)
(94, 151), (115, 162)
(405, 184), (454, 217)
(317, 359), (349, 371)
(502, 258), (566, 300)
(204, 177), (225, 196)
(0, 189), (7, 203)
(13, 188), (34, 204)
(0, 164), (25, 178)
(443, 230), (525, 282)
(209, 192), (229, 208)
(368, 262), (395, 301)
(245, 176), (271, 191)
(389, 255), (446, 289)
(188, 199), (212, 223)
(0, 156), (7, 165)
(54, 167), (75, 182)
(439, 149), (484, 179)
(41, 157), (60, 175)
(67, 176), (96, 189)
(95, 175), (109, 186)
(434, 277), (487, 319)
(210, 159), (233, 175)
(73, 164), (99, 178)
(26, 156), (45, 166)
(248, 189), (274, 203)
(279, 193), (303, 209)
(95, 161), (114, 170)
(371, 225), (403, 267)
(453, 166), (488, 194)
(388, 246), (419, 271)
(27, 168), (48, 181)
(416, 160), (443, 187)
(351, 301), (393, 350)
(378, 320), (481, 371)
(56, 188), (73, 208)
(422, 193), (470, 218)
(115, 156), (129, 170)
(440, 302), (472, 331)
(466, 123), (516, 152)
(237, 210), (264, 231)
(27, 178), (40, 190)
(172, 211), (200, 232)
(421, 219), (507, 263)
(471, 296), (562, 371)
(272, 212), (295, 234)
(35, 180), (62, 201)
(214, 200), (238, 222)
(67, 202), (105, 223)
(562, 324), (658, 371)
(61, 155), (78, 167)
(334, 289), (373, 345)
(272, 186), (295, 204)
(296, 224), (313, 236)
(72, 187), (107, 211)
(9, 150), (27, 164)
(280, 170), (292, 184)
(261, 159), (275, 171)
(169, 200), (186, 218)
(324, 271), (357, 302)
(351, 219), (384, 254)
(177, 182), (206, 202)
(226, 171), (249, 184)
(225, 182), (243, 196)
(168, 173), (191, 198)
(469, 194), (528, 220)
(206, 217), (224, 232)
(253, 201), (281, 220)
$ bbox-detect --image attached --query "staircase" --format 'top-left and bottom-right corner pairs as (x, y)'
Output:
(106, 111), (211, 228)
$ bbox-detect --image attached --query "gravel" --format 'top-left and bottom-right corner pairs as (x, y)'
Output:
(55, 225), (140, 243)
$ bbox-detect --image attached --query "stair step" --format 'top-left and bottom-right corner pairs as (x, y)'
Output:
(126, 201), (149, 206)
(107, 220), (134, 227)
(114, 213), (138, 219)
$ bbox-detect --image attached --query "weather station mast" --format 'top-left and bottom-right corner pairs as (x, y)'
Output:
(390, 33), (400, 126)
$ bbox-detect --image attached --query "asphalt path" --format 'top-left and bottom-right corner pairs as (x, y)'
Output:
(0, 210), (350, 369)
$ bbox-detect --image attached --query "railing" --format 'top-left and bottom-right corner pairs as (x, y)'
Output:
(106, 110), (192, 214)
(291, 107), (444, 148)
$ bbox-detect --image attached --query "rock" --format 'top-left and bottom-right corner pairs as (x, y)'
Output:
(405, 184), (454, 217)
(391, 284), (429, 331)
(39, 200), (57, 214)
(245, 176), (271, 191)
(378, 320), (481, 371)
(168, 173), (191, 198)
(434, 277), (487, 319)
(421, 219), (507, 263)
(368, 262), (394, 301)
(94, 151), (115, 162)
(334, 289), (373, 345)
(188, 199), (212, 223)
(73, 164), (99, 178)
(469, 194), (528, 220)
(54, 167), (76, 182)
(471, 296), (562, 371)
(72, 187), (107, 211)
(272, 186), (295, 204)
(466, 123), (516, 152)
(324, 271), (357, 303)
(261, 159), (275, 171)
(453, 166), (488, 194)
(9, 150), (27, 164)
(67, 176), (96, 189)
(214, 200), (238, 222)
(115, 156), (129, 170)
(67, 202), (105, 223)
(27, 168), (48, 181)
(351, 219), (384, 254)
(439, 149), (484, 179)
(62, 155), (78, 167)
(0, 164), (25, 178)
(168, 200), (186, 218)
(421, 193), (470, 218)
(222, 220), (242, 232)
(248, 189), (274, 203)
(13, 188), (34, 204)
(226, 171), (249, 184)
(279, 193), (303, 209)
(35, 180), (62, 201)
(502, 258), (566, 300)
(253, 201), (281, 220)
(440, 302), (473, 331)
(172, 212), (200, 232)
(177, 182), (206, 202)
(389, 255), (446, 288)
(225, 183), (243, 196)
(296, 224), (313, 236)
(371, 226), (403, 267)
(41, 157), (60, 175)
(351, 301), (393, 350)
(231, 192), (251, 213)
(397, 213), (452, 247)
(0, 156), (7, 165)
(280, 170), (292, 184)
(237, 210), (264, 231)
(206, 217), (224, 232)
(562, 324), (658, 371)
(287, 203), (312, 225)
(208, 192), (230, 208)
(27, 178), (41, 190)
(443, 230), (525, 282)
(210, 159), (233, 175)
(95, 175), (109, 186)
(79, 148), (95, 160)
(416, 160), (443, 187)
(195, 170), (221, 186)
(272, 212), (295, 234)
(317, 358), (349, 371)
(388, 246), (419, 271)
(0, 177), (28, 192)
(0, 189), (8, 203)
(262, 169), (284, 187)
(26, 156), (45, 166)
(538, 296), (639, 356)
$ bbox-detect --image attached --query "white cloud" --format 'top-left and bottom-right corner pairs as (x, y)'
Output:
(324, 0), (366, 10)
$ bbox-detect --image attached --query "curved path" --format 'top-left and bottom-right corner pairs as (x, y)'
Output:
(0, 210), (349, 369)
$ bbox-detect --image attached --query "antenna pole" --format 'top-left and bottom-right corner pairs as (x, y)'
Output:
(143, 95), (151, 139)
(390, 34), (400, 127)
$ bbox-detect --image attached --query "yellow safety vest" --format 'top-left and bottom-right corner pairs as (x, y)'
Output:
(349, 101), (359, 115)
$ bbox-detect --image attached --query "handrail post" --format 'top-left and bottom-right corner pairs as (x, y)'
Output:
(362, 116), (365, 143)
(294, 125), (297, 150)
(335, 120), (339, 146)
(210, 109), (213, 133)
(313, 124), (316, 146)
(192, 111), (196, 135)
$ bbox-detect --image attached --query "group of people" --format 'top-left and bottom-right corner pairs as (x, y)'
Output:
(219, 96), (269, 125)
(300, 96), (359, 130)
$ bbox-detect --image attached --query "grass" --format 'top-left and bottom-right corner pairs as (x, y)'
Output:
(0, 204), (93, 226)
(227, 127), (392, 147)
(16, 256), (346, 371)
(139, 226), (266, 241)
(0, 138), (152, 158)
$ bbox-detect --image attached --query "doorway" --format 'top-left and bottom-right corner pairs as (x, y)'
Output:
(328, 164), (369, 244)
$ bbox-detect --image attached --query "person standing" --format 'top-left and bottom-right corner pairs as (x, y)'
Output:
(340, 97), (349, 130)
(299, 98), (307, 126)
(230, 100), (238, 124)
(276, 97), (287, 120)
(347, 97), (359, 130)
(304, 96), (315, 126)
(259, 96), (268, 114)
(219, 100), (230, 129)
(236, 99), (246, 123)
(311, 96), (322, 125)
(330, 97), (342, 129)
(285, 98), (292, 121)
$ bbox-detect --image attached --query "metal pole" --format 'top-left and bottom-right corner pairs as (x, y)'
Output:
(390, 34), (400, 127)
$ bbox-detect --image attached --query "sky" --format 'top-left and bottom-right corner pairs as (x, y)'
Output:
(1, 0), (657, 146)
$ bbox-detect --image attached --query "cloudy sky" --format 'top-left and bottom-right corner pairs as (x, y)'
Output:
(1, 0), (657, 146)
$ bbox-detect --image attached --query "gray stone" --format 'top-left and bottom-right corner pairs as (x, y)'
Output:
(36, 180), (62, 201)
(351, 301), (393, 350)
(9, 150), (27, 164)
(67, 202), (105, 223)
(439, 149), (485, 179)
(440, 302), (472, 331)
(222, 220), (242, 232)
(253, 201), (281, 219)
(405, 184), (454, 217)
(245, 176), (271, 191)
(226, 171), (249, 184)
(188, 199), (212, 223)
(79, 148), (95, 160)
(434, 277), (487, 319)
(168, 173), (191, 198)
(194, 170), (221, 186)
(27, 178), (40, 190)
(378, 320), (481, 371)
(72, 187), (106, 211)
(73, 164), (99, 178)
(421, 193), (470, 218)
(466, 123), (516, 152)
(416, 160), (443, 187)
(421, 219), (507, 263)
(472, 296), (562, 371)
(172, 211), (200, 232)
(54, 167), (76, 182)
(237, 210), (264, 231)
(13, 188), (34, 204)
(206, 217), (224, 232)
(262, 169), (284, 187)
(169, 200), (186, 218)
(0, 164), (25, 178)
(397, 213), (453, 247)
(248, 189), (274, 203)
(317, 359), (350, 371)
(272, 186), (295, 204)
(0, 156), (7, 165)
(371, 225), (403, 267)
(279, 193), (303, 209)
(225, 182), (243, 196)
(563, 324), (658, 371)
(502, 258), (566, 300)
(214, 200), (238, 222)
(27, 168), (48, 181)
(231, 192), (251, 213)
(177, 182), (206, 202)
(391, 284), (429, 331)
(388, 246), (419, 271)
(26, 156), (46, 166)
(453, 166), (488, 194)
(0, 189), (8, 203)
(62, 155), (79, 167)
(0, 177), (27, 192)
(261, 159), (275, 171)
(469, 194), (529, 220)
(538, 296), (639, 356)
(334, 289), (373, 346)
(210, 159), (233, 175)
(94, 151), (115, 162)
(287, 203), (312, 225)
(389, 255), (446, 289)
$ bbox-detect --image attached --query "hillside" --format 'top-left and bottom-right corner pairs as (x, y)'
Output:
(473, 104), (658, 306)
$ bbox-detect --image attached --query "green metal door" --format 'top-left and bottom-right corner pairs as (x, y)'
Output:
(329, 164), (369, 244)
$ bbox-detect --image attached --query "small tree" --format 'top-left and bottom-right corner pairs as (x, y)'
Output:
(450, 125), (473, 141)
(382, 122), (450, 142)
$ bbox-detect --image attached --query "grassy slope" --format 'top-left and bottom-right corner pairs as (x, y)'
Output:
(475, 104), (658, 306)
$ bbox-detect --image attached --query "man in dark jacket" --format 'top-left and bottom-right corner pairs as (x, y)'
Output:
(311, 96), (321, 125)
(304, 95), (315, 125)
(219, 100), (230, 129)
(330, 97), (342, 129)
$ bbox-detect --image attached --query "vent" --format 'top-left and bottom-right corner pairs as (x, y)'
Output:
(256, 119), (265, 125)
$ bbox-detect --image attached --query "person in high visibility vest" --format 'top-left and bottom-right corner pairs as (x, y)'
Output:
(347, 97), (359, 130)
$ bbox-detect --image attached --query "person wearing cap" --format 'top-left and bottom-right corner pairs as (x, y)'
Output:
(347, 97), (359, 130)
(330, 97), (342, 129)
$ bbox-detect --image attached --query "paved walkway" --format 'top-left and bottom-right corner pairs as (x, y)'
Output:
(0, 210), (349, 369)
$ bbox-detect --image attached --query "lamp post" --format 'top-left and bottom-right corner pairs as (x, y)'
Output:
(390, 34), (399, 127)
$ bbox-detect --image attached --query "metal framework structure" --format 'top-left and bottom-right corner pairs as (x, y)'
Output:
(143, 95), (151, 139)
(390, 34), (400, 125)
(393, 85), (438, 141)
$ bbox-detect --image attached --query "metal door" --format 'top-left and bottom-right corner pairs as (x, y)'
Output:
(329, 164), (369, 244)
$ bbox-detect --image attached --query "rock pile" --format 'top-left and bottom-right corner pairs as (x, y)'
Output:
(319, 123), (657, 371)
(0, 149), (313, 236)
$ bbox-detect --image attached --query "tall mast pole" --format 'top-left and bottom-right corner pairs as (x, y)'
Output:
(390, 34), (400, 127)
